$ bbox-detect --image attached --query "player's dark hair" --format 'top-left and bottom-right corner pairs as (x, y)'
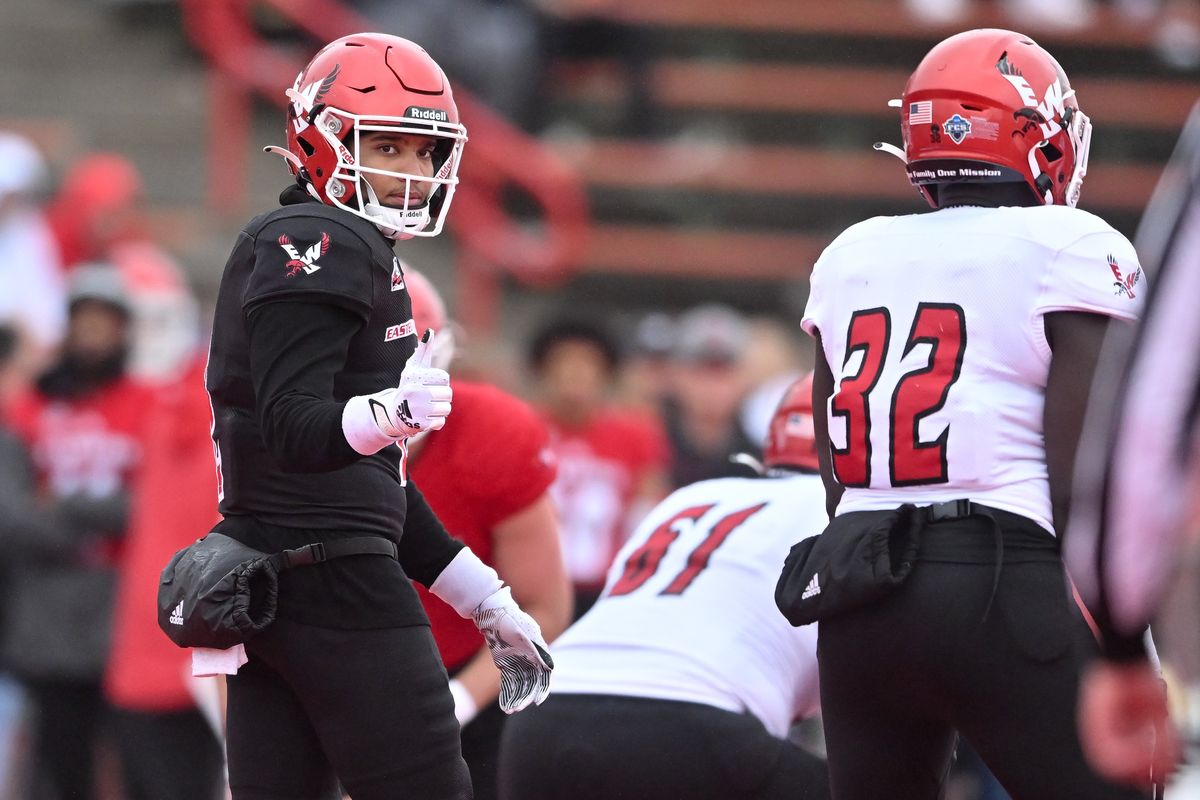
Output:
(528, 318), (621, 374)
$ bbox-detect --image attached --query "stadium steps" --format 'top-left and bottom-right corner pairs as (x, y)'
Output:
(552, 60), (1198, 133)
(0, 0), (263, 287)
(607, 0), (1159, 45)
(535, 7), (1200, 314)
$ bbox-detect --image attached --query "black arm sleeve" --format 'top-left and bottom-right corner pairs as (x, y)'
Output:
(245, 300), (365, 473)
(398, 479), (465, 588)
(1099, 627), (1149, 662)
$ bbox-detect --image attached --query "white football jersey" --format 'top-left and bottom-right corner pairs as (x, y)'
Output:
(549, 474), (825, 738)
(802, 205), (1145, 532)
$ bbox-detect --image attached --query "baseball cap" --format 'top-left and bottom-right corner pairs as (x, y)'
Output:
(0, 132), (47, 200)
(671, 304), (748, 365)
(68, 263), (132, 315)
(633, 311), (676, 358)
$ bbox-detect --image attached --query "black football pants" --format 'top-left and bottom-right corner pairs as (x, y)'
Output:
(226, 618), (471, 800)
(454, 693), (506, 800)
(498, 694), (831, 800)
(817, 510), (1150, 800)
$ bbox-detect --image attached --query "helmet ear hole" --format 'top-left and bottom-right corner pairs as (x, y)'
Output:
(297, 137), (316, 158)
(1040, 142), (1063, 163)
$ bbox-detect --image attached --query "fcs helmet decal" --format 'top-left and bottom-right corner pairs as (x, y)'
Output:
(875, 28), (1091, 209)
(266, 33), (468, 239)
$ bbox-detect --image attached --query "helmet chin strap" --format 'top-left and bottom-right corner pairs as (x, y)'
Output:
(264, 145), (305, 172)
(729, 452), (767, 476)
(873, 141), (907, 162)
(361, 180), (432, 240)
(876, 103), (908, 163)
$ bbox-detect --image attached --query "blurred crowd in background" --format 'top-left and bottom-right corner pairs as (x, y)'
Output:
(0, 132), (812, 798)
(1, 0), (1199, 798)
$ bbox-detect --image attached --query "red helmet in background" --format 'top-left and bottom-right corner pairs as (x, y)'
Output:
(402, 263), (456, 370)
(762, 373), (819, 474)
(272, 33), (468, 239)
(895, 28), (1091, 208)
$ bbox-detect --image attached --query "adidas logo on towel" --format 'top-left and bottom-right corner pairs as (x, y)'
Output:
(801, 574), (821, 600)
(169, 601), (184, 626)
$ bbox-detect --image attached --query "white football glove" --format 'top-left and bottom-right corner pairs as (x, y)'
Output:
(472, 586), (554, 714)
(342, 329), (453, 455)
(429, 549), (554, 715)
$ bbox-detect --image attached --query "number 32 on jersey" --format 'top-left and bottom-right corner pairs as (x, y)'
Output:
(832, 302), (966, 488)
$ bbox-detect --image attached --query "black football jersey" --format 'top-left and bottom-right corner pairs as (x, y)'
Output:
(206, 196), (418, 537)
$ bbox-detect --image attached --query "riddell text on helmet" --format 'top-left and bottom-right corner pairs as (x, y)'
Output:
(405, 106), (449, 122)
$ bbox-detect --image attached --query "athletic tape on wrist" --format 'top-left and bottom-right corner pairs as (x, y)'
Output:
(429, 548), (504, 618)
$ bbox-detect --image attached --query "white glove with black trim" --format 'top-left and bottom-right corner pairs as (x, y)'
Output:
(430, 549), (554, 714)
(342, 329), (453, 455)
(472, 586), (554, 713)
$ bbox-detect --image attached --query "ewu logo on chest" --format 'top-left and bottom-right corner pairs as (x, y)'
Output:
(278, 232), (331, 277)
(391, 258), (405, 292)
(941, 114), (972, 144)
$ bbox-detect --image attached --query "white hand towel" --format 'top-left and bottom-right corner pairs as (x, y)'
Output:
(192, 644), (248, 677)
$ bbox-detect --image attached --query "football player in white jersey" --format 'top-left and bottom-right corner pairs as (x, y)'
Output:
(793, 28), (1150, 800)
(497, 376), (830, 800)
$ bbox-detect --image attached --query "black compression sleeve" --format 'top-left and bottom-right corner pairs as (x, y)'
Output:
(246, 300), (364, 472)
(398, 479), (465, 587)
(1100, 629), (1150, 662)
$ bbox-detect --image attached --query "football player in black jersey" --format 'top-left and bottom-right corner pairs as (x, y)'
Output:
(203, 33), (552, 800)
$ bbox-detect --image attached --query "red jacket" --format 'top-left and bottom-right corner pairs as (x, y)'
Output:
(104, 358), (219, 711)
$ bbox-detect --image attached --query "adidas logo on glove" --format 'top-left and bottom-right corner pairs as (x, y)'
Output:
(169, 601), (184, 626)
(801, 574), (821, 600)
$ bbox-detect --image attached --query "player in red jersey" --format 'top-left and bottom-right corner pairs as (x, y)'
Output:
(2, 264), (156, 800)
(528, 318), (669, 616)
(405, 267), (572, 800)
(104, 353), (224, 800)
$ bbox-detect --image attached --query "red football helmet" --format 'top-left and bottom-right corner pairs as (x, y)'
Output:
(269, 33), (468, 239)
(883, 28), (1091, 208)
(763, 373), (819, 474)
(402, 263), (456, 369)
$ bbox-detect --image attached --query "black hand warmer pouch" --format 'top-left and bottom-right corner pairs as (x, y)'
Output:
(158, 532), (398, 649)
(775, 504), (922, 627)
